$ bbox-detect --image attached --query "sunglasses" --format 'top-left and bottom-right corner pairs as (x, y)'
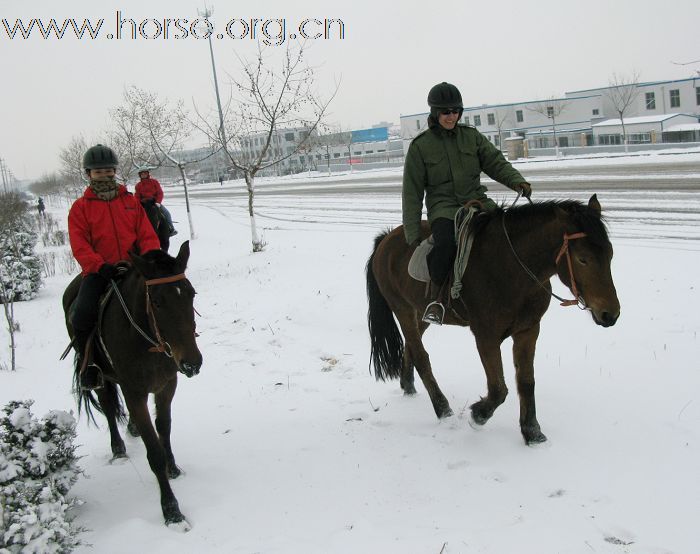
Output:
(440, 108), (461, 115)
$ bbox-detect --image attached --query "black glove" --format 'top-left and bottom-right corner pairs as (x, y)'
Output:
(518, 182), (532, 199)
(410, 239), (421, 249)
(98, 263), (118, 281)
(142, 198), (156, 208)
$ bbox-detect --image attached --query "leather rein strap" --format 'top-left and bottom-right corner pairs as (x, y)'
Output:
(554, 233), (587, 307)
(144, 273), (187, 355)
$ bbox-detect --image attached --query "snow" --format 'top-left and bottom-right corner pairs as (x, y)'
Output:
(1, 155), (699, 553)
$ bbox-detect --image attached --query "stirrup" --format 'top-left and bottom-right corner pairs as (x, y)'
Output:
(422, 301), (445, 325)
(80, 363), (104, 392)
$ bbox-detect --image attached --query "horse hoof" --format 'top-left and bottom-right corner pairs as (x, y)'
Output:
(111, 451), (128, 461)
(168, 465), (183, 479)
(470, 411), (489, 426)
(523, 429), (548, 445)
(166, 517), (191, 533)
(402, 385), (417, 396)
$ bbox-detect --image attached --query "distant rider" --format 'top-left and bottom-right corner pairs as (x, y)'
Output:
(135, 168), (177, 236)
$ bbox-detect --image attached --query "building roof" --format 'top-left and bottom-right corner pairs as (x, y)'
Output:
(591, 113), (689, 127)
(664, 123), (700, 132)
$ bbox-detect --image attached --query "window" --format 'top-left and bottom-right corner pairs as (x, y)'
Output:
(487, 113), (495, 125)
(285, 132), (295, 141)
(353, 151), (361, 156)
(696, 87), (700, 106)
(416, 120), (420, 130)
(645, 92), (656, 109)
(670, 89), (680, 108)
(333, 153), (340, 158)
(592, 109), (599, 116)
(516, 110), (523, 123)
(365, 150), (373, 154)
(464, 115), (470, 126)
(558, 137), (569, 148)
(474, 115), (481, 127)
(546, 106), (554, 118)
(494, 135), (500, 146)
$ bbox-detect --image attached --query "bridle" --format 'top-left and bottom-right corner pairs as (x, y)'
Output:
(110, 272), (188, 358)
(503, 193), (588, 309)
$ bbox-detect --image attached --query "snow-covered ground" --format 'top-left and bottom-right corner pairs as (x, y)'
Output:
(2, 158), (699, 553)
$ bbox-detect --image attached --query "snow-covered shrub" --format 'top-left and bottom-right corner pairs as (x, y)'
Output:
(0, 400), (84, 553)
(0, 194), (42, 302)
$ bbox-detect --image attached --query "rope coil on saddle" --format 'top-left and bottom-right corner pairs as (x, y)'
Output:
(450, 203), (481, 300)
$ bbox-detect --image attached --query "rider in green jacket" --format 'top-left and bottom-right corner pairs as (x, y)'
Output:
(402, 82), (532, 324)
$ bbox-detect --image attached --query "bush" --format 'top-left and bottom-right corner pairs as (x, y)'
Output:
(0, 195), (42, 302)
(0, 400), (84, 553)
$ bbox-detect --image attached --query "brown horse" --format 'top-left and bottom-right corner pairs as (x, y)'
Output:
(62, 241), (202, 528)
(366, 195), (620, 444)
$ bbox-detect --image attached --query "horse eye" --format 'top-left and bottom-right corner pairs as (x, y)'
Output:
(577, 257), (588, 266)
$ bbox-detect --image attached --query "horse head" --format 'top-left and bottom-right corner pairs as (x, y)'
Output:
(130, 241), (203, 376)
(556, 195), (620, 327)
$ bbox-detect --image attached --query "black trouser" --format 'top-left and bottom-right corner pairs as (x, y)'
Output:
(70, 273), (109, 335)
(426, 217), (457, 286)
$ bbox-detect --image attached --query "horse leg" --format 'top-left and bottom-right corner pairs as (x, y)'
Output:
(122, 389), (186, 526)
(512, 324), (547, 444)
(95, 383), (127, 459)
(400, 321), (428, 396)
(154, 377), (181, 479)
(470, 336), (508, 426)
(396, 310), (452, 418)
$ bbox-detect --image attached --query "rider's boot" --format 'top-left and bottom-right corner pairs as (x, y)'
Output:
(74, 329), (104, 391)
(422, 280), (448, 325)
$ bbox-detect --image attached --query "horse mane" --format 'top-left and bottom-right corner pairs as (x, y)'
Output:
(473, 200), (610, 247)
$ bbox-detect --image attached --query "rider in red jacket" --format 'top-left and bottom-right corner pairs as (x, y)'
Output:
(68, 145), (160, 390)
(135, 168), (176, 235)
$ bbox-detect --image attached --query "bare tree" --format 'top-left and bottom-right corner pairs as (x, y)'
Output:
(526, 97), (570, 156)
(492, 108), (515, 151)
(604, 71), (641, 153)
(58, 135), (89, 198)
(0, 192), (31, 371)
(112, 86), (219, 240)
(194, 42), (338, 252)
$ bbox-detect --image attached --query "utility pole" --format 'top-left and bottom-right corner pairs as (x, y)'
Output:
(198, 5), (228, 183)
(0, 158), (9, 193)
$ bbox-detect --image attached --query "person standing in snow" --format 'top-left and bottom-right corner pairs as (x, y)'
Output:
(134, 168), (177, 236)
(402, 82), (532, 325)
(67, 144), (161, 390)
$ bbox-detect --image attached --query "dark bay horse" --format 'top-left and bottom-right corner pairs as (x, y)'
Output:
(63, 241), (202, 528)
(143, 200), (170, 253)
(366, 195), (620, 444)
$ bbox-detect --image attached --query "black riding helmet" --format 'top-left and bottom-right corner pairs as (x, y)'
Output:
(427, 82), (464, 127)
(427, 82), (463, 109)
(83, 144), (118, 170)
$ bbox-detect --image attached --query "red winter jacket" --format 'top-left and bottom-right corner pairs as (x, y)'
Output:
(134, 177), (164, 204)
(68, 185), (161, 276)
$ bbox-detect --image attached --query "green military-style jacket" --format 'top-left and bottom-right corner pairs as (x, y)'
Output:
(402, 124), (527, 244)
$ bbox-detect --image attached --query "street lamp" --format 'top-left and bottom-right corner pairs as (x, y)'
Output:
(198, 5), (228, 182)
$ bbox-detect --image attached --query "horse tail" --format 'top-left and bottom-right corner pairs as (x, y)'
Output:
(366, 231), (404, 381)
(72, 358), (126, 426)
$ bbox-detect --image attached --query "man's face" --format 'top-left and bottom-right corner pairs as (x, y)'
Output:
(88, 168), (116, 180)
(438, 108), (461, 130)
(139, 171), (149, 180)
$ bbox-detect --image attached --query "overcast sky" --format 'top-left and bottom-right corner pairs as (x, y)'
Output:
(1, 0), (698, 181)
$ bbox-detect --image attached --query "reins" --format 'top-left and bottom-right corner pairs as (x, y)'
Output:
(502, 192), (587, 309)
(109, 272), (188, 357)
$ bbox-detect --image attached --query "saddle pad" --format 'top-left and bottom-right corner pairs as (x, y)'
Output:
(408, 236), (434, 283)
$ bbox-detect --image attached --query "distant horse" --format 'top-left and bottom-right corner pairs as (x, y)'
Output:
(62, 241), (202, 528)
(366, 195), (620, 444)
(142, 200), (170, 253)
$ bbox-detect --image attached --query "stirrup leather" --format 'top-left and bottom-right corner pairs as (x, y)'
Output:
(422, 301), (445, 325)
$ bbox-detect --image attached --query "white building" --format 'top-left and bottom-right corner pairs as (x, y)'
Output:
(400, 77), (700, 154)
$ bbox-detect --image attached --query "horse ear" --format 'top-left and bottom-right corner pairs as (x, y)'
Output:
(175, 241), (190, 269)
(129, 251), (149, 276)
(588, 194), (601, 215)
